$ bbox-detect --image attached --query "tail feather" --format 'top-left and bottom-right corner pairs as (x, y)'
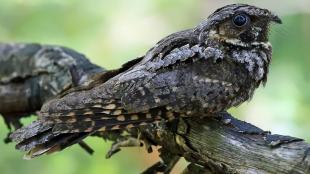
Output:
(43, 109), (158, 123)
(23, 132), (90, 159)
(10, 121), (52, 144)
(10, 120), (90, 159)
(15, 129), (59, 151)
(44, 108), (178, 134)
(40, 100), (124, 118)
(11, 106), (181, 158)
(52, 117), (159, 133)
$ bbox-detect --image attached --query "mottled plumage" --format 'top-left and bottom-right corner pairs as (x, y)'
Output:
(11, 4), (281, 158)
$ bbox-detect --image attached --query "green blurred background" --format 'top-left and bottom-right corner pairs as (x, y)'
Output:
(0, 0), (309, 173)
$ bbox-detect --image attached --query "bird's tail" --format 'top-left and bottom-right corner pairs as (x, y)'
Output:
(10, 120), (90, 159)
(42, 108), (174, 134)
(10, 107), (178, 158)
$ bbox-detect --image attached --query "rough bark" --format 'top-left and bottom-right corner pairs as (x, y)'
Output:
(0, 43), (309, 174)
(0, 43), (103, 132)
(139, 114), (310, 174)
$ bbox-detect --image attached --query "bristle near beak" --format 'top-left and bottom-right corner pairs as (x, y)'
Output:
(270, 14), (282, 24)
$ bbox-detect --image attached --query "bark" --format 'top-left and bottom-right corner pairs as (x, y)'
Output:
(0, 43), (103, 131)
(139, 114), (310, 174)
(0, 43), (309, 174)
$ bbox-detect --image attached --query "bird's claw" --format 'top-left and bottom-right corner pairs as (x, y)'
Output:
(105, 136), (143, 159)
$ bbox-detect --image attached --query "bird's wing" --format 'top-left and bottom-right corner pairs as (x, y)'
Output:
(120, 59), (239, 114)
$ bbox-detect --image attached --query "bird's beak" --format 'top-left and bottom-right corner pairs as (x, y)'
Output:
(270, 13), (282, 24)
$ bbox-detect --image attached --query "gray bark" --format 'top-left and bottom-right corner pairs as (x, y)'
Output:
(0, 43), (103, 132)
(0, 43), (309, 174)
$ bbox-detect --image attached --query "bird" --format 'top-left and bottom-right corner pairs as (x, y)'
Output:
(10, 4), (282, 159)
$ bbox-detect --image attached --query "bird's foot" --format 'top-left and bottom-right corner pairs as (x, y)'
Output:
(105, 136), (143, 159)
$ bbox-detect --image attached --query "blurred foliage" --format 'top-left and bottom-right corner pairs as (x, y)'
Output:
(0, 0), (309, 174)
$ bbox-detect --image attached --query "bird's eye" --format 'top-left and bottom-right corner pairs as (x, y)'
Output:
(232, 14), (249, 27)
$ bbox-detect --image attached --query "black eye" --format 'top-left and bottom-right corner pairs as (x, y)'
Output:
(232, 14), (249, 27)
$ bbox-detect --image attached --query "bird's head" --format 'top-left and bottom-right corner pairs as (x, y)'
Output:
(196, 4), (282, 47)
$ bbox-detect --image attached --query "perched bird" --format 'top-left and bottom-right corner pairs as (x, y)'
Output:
(11, 4), (281, 158)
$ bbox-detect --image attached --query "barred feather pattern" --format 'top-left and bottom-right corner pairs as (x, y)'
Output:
(40, 99), (182, 134)
(11, 106), (181, 159)
(10, 120), (90, 159)
(11, 98), (182, 159)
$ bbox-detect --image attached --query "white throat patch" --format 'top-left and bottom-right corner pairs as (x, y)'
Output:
(207, 29), (271, 49)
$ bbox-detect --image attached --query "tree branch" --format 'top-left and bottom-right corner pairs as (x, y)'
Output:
(0, 43), (309, 174)
(138, 113), (310, 173)
(0, 43), (103, 130)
